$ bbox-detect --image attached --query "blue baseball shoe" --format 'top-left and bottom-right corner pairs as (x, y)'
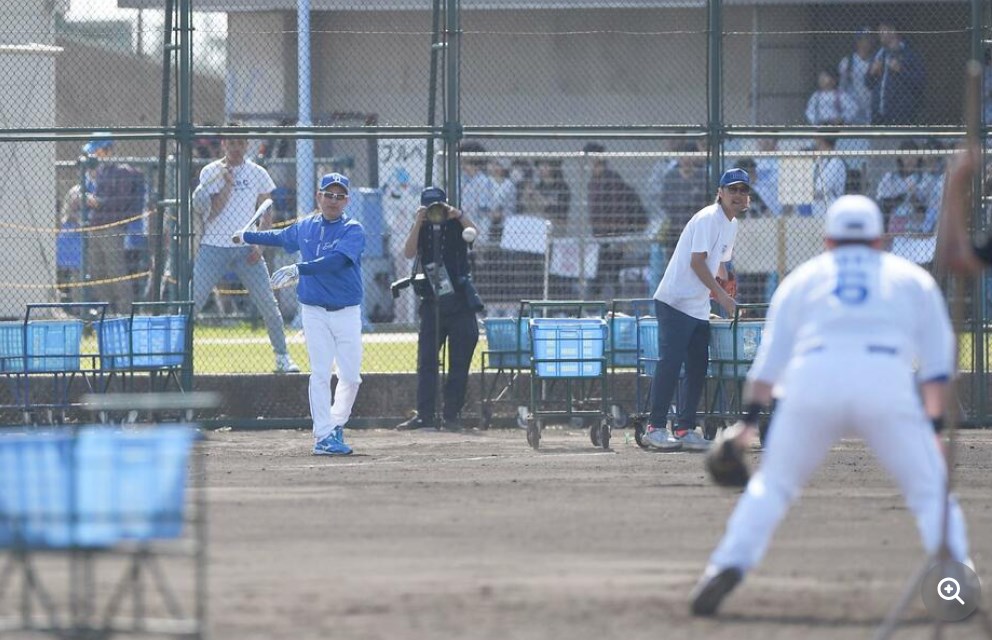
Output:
(313, 427), (352, 456)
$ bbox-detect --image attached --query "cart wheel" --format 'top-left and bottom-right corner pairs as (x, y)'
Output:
(589, 423), (601, 447)
(481, 404), (493, 430)
(517, 408), (529, 430)
(610, 404), (629, 429)
(599, 420), (611, 450)
(703, 419), (724, 441)
(526, 420), (541, 450)
(633, 419), (649, 449)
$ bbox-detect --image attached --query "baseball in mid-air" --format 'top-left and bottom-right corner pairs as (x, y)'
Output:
(462, 227), (478, 243)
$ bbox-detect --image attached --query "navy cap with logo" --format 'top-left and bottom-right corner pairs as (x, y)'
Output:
(421, 186), (447, 207)
(319, 172), (349, 193)
(719, 168), (750, 188)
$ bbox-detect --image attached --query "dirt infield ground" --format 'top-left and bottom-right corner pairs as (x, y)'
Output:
(198, 427), (992, 640)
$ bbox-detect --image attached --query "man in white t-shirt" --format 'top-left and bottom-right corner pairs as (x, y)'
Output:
(193, 129), (299, 373)
(643, 168), (746, 452)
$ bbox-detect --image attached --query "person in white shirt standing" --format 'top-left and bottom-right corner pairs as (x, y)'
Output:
(811, 137), (849, 217)
(689, 195), (972, 616)
(838, 28), (876, 126)
(193, 127), (299, 373)
(643, 168), (746, 452)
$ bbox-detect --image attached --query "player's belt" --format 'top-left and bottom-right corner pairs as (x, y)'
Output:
(306, 302), (347, 312)
(800, 344), (898, 356)
(866, 345), (898, 355)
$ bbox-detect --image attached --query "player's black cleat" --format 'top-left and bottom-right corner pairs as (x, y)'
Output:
(689, 567), (743, 616)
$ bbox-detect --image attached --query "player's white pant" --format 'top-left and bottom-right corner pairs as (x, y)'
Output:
(709, 348), (970, 572)
(301, 304), (363, 442)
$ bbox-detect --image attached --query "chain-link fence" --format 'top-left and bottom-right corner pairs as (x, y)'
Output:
(1, 0), (989, 424)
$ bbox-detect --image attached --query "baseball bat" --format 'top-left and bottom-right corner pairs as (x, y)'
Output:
(233, 198), (273, 243)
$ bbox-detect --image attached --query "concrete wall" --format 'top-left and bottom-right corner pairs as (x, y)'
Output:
(227, 3), (969, 132)
(0, 0), (60, 315)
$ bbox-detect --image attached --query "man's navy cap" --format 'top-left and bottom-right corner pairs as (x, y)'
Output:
(319, 172), (349, 193)
(719, 168), (750, 187)
(82, 136), (113, 155)
(421, 186), (447, 207)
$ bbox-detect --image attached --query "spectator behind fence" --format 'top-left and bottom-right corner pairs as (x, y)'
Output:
(59, 156), (98, 303)
(867, 21), (926, 125)
(838, 27), (876, 125)
(876, 140), (927, 233)
(660, 143), (710, 255)
(646, 139), (683, 220)
(583, 143), (648, 299)
(382, 167), (423, 324)
(488, 158), (517, 245)
(917, 139), (947, 234)
(754, 138), (785, 217)
(459, 141), (494, 244)
(509, 159), (537, 215)
(811, 137), (848, 217)
(193, 126), (300, 374)
(805, 69), (859, 126)
(736, 159), (769, 217)
(532, 158), (571, 232)
(81, 136), (145, 314)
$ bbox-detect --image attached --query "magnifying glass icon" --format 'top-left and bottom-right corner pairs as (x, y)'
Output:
(937, 577), (966, 605)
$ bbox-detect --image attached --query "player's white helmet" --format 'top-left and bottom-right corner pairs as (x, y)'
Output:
(825, 195), (883, 241)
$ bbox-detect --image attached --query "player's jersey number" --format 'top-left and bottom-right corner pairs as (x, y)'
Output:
(832, 255), (869, 305)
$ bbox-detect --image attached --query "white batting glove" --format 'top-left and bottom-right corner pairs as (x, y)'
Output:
(270, 264), (300, 289)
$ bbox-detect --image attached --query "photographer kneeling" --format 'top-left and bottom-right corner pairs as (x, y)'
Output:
(395, 187), (483, 431)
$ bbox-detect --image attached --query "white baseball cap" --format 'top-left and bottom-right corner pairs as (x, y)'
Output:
(825, 195), (883, 241)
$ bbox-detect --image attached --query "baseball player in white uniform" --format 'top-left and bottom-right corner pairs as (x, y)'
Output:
(690, 194), (972, 615)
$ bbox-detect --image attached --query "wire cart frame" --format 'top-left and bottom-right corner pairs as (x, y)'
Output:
(701, 303), (770, 439)
(0, 303), (110, 426)
(0, 393), (214, 639)
(518, 301), (611, 450)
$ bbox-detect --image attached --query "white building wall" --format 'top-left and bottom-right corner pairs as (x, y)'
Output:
(0, 0), (60, 316)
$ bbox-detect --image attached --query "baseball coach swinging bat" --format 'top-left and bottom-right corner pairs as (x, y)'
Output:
(232, 198), (273, 243)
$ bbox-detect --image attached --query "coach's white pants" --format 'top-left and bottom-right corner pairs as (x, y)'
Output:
(301, 304), (363, 441)
(709, 349), (970, 572)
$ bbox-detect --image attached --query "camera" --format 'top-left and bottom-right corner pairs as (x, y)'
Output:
(390, 273), (432, 299)
(390, 276), (412, 299)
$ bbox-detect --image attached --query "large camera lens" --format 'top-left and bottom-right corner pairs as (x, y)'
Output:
(426, 203), (446, 225)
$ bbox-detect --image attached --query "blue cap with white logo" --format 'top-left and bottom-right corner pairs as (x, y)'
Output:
(421, 186), (447, 207)
(82, 136), (113, 155)
(319, 172), (349, 193)
(719, 168), (750, 188)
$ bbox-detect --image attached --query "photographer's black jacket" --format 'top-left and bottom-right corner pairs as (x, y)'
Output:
(417, 218), (471, 283)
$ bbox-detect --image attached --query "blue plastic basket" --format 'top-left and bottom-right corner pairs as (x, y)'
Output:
(0, 426), (195, 549)
(531, 318), (606, 378)
(483, 318), (531, 368)
(709, 319), (764, 377)
(637, 318), (659, 378)
(98, 315), (188, 369)
(608, 316), (638, 366)
(0, 320), (83, 373)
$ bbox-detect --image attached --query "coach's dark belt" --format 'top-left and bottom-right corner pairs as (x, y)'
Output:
(310, 303), (346, 312)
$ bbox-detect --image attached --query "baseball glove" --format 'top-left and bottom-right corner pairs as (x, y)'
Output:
(706, 422), (751, 488)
